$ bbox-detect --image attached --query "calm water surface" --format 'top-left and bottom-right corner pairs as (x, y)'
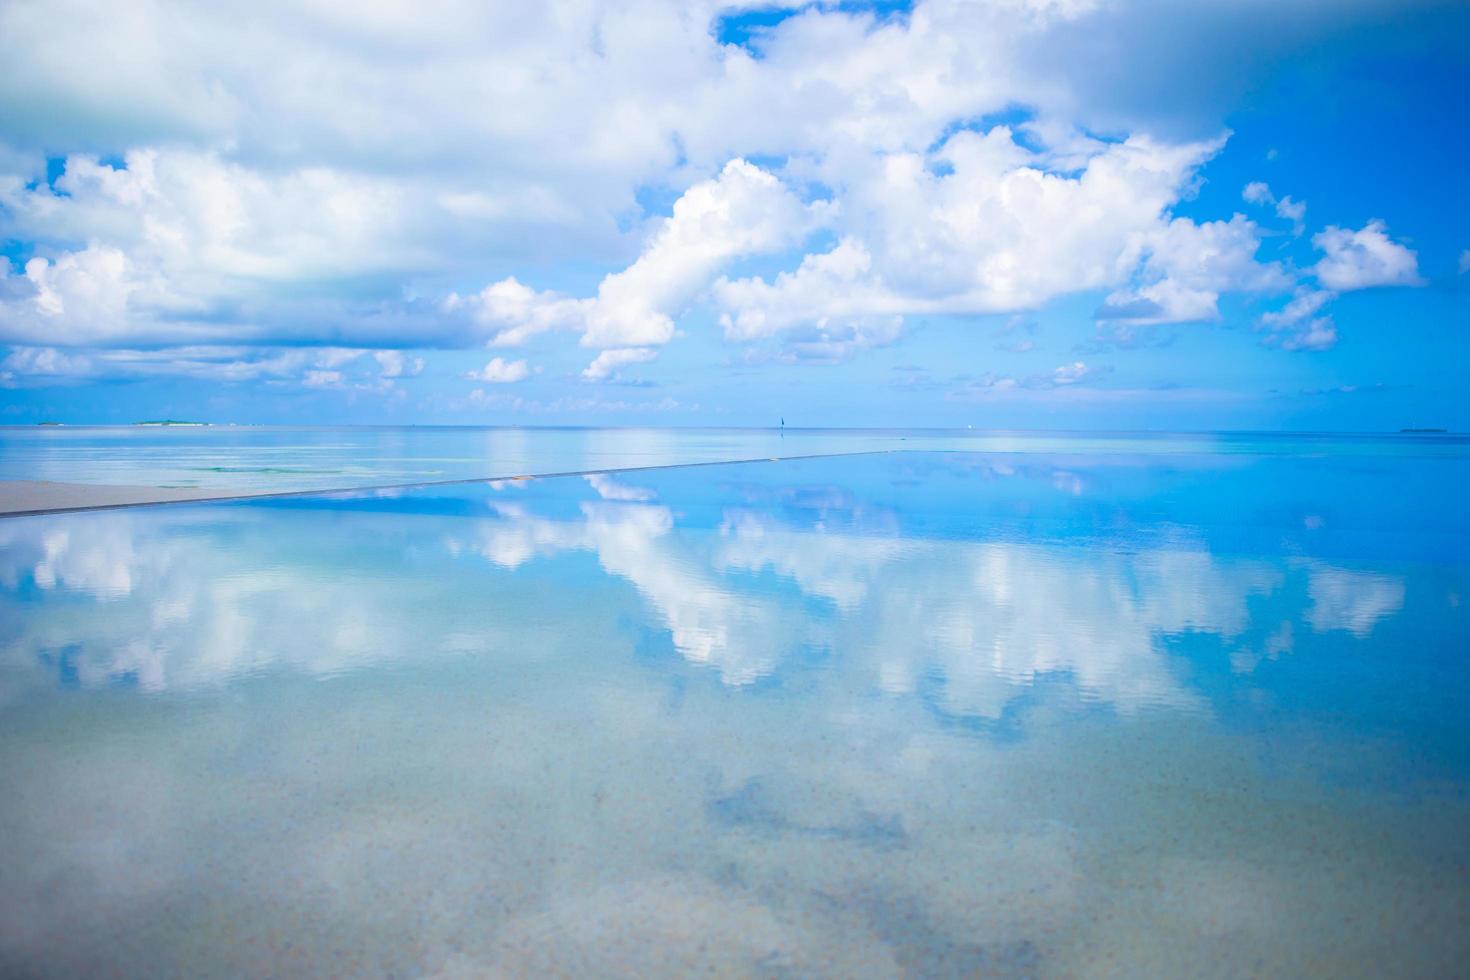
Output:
(1, 447), (1468, 976)
(2, 424), (1463, 490)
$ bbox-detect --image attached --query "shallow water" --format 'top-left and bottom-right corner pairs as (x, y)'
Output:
(1, 448), (1468, 976)
(2, 424), (1464, 491)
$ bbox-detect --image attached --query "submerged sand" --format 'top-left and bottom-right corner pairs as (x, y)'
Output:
(0, 452), (887, 519)
(0, 480), (268, 517)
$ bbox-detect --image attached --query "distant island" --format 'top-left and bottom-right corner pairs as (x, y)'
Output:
(133, 420), (210, 427)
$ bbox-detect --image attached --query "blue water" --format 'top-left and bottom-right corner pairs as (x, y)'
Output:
(1, 444), (1468, 975)
(2, 424), (1464, 491)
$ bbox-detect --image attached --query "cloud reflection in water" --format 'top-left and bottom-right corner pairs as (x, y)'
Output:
(0, 458), (1410, 719)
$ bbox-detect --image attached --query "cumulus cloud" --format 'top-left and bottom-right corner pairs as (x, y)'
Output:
(441, 158), (823, 370)
(466, 357), (530, 384)
(1312, 220), (1424, 291)
(719, 131), (1285, 350)
(1099, 214), (1288, 324)
(374, 351), (424, 378)
(0, 150), (472, 347)
(579, 159), (823, 349)
(1254, 219), (1424, 352)
(1242, 181), (1274, 205)
(714, 239), (906, 360)
(582, 347), (658, 381)
(0, 0), (1441, 383)
(0, 344), (416, 389)
(443, 278), (588, 349)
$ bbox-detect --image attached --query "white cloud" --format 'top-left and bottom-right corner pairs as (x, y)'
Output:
(1100, 214), (1287, 324)
(1242, 181), (1273, 205)
(714, 239), (906, 360)
(0, 150), (473, 347)
(1274, 321), (1337, 353)
(1275, 196), (1305, 231)
(462, 158), (822, 361)
(582, 347), (657, 381)
(1259, 287), (1338, 352)
(466, 357), (530, 384)
(0, 346), (95, 383)
(2, 246), (144, 346)
(1458, 249), (1469, 275)
(0, 0), (1430, 374)
(1051, 361), (1092, 385)
(1251, 219), (1422, 352)
(0, 343), (419, 389)
(443, 278), (589, 349)
(580, 159), (823, 349)
(1313, 220), (1424, 291)
(1240, 180), (1304, 234)
(718, 131), (1283, 346)
(374, 350), (424, 378)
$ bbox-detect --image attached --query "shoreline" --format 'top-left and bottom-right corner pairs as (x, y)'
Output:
(0, 450), (892, 519)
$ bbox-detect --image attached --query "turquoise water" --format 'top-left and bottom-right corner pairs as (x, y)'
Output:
(1, 446), (1468, 975)
(2, 424), (1464, 491)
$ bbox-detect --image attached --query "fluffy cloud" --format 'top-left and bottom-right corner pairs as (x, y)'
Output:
(374, 351), (424, 378)
(1099, 214), (1288, 324)
(582, 348), (658, 381)
(718, 131), (1285, 350)
(441, 158), (823, 374)
(1250, 219), (1425, 350)
(1312, 220), (1424, 291)
(714, 239), (906, 360)
(0, 344), (420, 389)
(582, 159), (823, 349)
(0, 0), (1440, 384)
(1242, 181), (1273, 205)
(0, 150), (475, 347)
(466, 357), (530, 384)
(443, 279), (588, 349)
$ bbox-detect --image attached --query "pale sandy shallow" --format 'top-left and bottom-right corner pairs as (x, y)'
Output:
(0, 452), (885, 518)
(0, 480), (274, 517)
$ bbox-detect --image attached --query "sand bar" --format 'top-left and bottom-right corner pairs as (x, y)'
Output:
(0, 450), (893, 519)
(0, 480), (277, 518)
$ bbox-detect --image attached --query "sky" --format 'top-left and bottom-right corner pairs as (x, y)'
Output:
(0, 0), (1465, 430)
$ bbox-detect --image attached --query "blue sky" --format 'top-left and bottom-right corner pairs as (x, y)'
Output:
(0, 0), (1465, 429)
